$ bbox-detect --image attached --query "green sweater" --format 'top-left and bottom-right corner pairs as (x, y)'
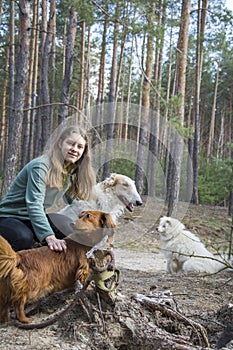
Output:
(0, 155), (69, 242)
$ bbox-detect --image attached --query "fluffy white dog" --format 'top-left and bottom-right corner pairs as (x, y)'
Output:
(156, 216), (230, 274)
(58, 173), (143, 223)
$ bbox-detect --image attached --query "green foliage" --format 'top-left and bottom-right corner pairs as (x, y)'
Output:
(162, 94), (194, 140)
(198, 156), (233, 205)
(57, 0), (96, 25)
(109, 158), (136, 179)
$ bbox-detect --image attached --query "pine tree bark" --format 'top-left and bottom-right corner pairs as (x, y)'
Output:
(8, 0), (15, 126)
(192, 0), (208, 204)
(167, 0), (191, 217)
(49, 6), (56, 131)
(206, 64), (219, 161)
(125, 7), (136, 144)
(94, 15), (108, 174)
(30, 0), (39, 159)
(2, 0), (31, 194)
(229, 107), (233, 216)
(135, 1), (155, 195)
(58, 7), (78, 123)
(96, 16), (107, 105)
(103, 3), (119, 179)
(78, 20), (85, 112)
(22, 0), (39, 166)
(85, 25), (91, 112)
(40, 0), (56, 149)
(115, 27), (127, 102)
(0, 43), (9, 169)
(34, 0), (47, 157)
(147, 0), (166, 196)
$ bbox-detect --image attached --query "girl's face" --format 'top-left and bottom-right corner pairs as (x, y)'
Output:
(60, 133), (86, 165)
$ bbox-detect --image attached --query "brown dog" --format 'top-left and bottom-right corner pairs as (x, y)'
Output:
(0, 210), (116, 324)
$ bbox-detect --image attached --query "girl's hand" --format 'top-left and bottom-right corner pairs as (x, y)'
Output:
(45, 235), (67, 252)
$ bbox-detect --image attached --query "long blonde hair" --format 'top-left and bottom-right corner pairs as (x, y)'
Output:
(45, 125), (96, 200)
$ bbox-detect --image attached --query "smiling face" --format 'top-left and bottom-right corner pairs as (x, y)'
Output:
(60, 133), (86, 165)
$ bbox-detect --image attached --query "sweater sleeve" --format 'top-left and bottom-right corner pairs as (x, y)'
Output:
(25, 161), (55, 242)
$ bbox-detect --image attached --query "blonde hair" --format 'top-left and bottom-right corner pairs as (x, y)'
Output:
(45, 125), (96, 200)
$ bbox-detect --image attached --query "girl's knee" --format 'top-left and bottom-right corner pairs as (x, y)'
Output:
(0, 218), (34, 251)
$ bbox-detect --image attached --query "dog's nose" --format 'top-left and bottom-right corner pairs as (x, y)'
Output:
(136, 200), (143, 206)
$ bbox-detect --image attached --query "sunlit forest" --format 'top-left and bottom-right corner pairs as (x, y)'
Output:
(0, 0), (232, 215)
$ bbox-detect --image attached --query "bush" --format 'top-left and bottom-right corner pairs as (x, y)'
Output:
(198, 157), (232, 206)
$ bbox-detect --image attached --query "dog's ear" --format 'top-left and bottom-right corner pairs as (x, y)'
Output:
(100, 213), (116, 229)
(103, 173), (117, 188)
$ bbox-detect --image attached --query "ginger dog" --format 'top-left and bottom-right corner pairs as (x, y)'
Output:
(0, 210), (116, 324)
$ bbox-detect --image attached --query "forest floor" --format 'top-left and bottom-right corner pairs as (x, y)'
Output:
(0, 198), (233, 350)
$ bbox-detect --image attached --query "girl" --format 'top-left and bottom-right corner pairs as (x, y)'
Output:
(0, 125), (96, 252)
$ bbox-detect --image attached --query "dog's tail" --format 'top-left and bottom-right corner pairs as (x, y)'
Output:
(0, 236), (19, 279)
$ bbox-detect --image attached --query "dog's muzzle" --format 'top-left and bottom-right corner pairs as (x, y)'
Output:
(136, 200), (143, 206)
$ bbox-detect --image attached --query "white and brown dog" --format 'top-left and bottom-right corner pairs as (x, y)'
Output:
(59, 173), (143, 223)
(156, 216), (231, 274)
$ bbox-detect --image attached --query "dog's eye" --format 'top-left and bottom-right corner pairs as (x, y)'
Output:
(122, 182), (129, 187)
(85, 213), (91, 219)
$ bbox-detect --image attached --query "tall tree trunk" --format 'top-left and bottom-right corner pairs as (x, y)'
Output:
(94, 15), (107, 174)
(115, 27), (127, 102)
(78, 20), (85, 112)
(85, 25), (91, 113)
(2, 0), (31, 194)
(22, 0), (39, 166)
(0, 43), (9, 170)
(58, 7), (78, 123)
(125, 6), (136, 144)
(125, 35), (134, 143)
(147, 0), (166, 196)
(192, 0), (208, 204)
(40, 0), (56, 148)
(8, 0), (15, 131)
(217, 109), (225, 160)
(103, 2), (119, 179)
(62, 22), (67, 78)
(229, 99), (233, 216)
(167, 0), (190, 217)
(49, 7), (56, 131)
(34, 0), (47, 157)
(0, 0), (2, 24)
(162, 11), (174, 195)
(206, 64), (219, 161)
(29, 0), (39, 160)
(96, 16), (107, 105)
(135, 1), (155, 195)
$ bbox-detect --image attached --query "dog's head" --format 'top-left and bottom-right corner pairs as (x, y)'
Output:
(69, 210), (116, 247)
(75, 210), (116, 230)
(156, 216), (185, 241)
(102, 173), (143, 212)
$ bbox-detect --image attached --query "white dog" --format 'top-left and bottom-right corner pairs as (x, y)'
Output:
(58, 173), (143, 223)
(156, 216), (230, 274)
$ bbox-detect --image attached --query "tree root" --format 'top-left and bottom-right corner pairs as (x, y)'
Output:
(134, 292), (210, 348)
(15, 285), (91, 330)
